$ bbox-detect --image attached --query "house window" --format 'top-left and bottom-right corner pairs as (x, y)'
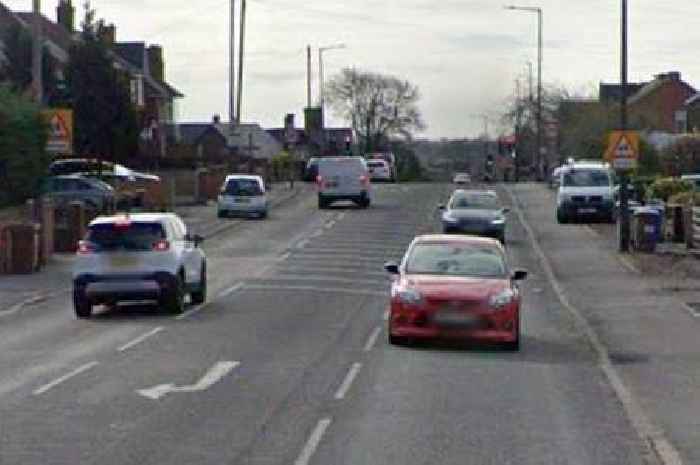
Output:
(130, 75), (144, 108)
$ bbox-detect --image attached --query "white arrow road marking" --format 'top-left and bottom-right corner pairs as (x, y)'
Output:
(137, 361), (240, 400)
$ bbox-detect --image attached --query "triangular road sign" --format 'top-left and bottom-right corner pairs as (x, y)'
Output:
(50, 114), (69, 138)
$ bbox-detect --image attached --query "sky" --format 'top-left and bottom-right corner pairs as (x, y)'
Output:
(5, 0), (700, 138)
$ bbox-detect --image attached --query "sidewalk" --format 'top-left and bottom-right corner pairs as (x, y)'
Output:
(510, 182), (700, 465)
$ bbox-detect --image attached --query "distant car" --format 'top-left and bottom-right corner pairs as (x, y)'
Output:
(304, 158), (320, 182)
(40, 174), (116, 212)
(217, 175), (268, 218)
(453, 173), (471, 185)
(317, 156), (371, 209)
(384, 234), (527, 350)
(49, 158), (114, 176)
(73, 213), (207, 318)
(367, 159), (394, 182)
(439, 190), (509, 244)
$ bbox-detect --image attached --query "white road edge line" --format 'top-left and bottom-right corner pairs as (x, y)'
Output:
(383, 309), (390, 321)
(363, 327), (382, 352)
(294, 418), (332, 465)
(279, 252), (292, 262)
(218, 282), (246, 299)
(681, 302), (700, 319)
(334, 362), (362, 400)
(33, 361), (99, 396)
(618, 255), (641, 274)
(118, 327), (164, 352)
(505, 186), (684, 465)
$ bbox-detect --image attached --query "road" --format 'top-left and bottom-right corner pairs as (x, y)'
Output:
(0, 183), (656, 465)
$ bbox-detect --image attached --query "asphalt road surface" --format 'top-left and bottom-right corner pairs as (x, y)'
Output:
(0, 183), (654, 465)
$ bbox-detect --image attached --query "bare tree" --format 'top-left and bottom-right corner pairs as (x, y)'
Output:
(326, 68), (425, 152)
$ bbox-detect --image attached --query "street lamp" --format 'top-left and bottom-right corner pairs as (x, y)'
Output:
(505, 5), (543, 180)
(319, 43), (347, 123)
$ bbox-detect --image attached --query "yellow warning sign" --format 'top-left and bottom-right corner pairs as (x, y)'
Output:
(604, 130), (639, 171)
(41, 109), (73, 154)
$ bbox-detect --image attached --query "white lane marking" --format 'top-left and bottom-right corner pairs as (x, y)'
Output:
(295, 239), (310, 250)
(294, 418), (332, 465)
(279, 252), (292, 262)
(681, 302), (700, 319)
(383, 309), (390, 321)
(0, 288), (71, 318)
(324, 220), (336, 229)
(218, 282), (246, 299)
(336, 212), (347, 221)
(505, 186), (684, 465)
(33, 361), (99, 396)
(618, 255), (641, 274)
(117, 327), (164, 352)
(363, 327), (382, 352)
(174, 303), (208, 320)
(137, 361), (240, 400)
(334, 363), (363, 400)
(243, 284), (387, 298)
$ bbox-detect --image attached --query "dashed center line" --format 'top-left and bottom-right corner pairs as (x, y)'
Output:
(682, 302), (700, 319)
(294, 418), (332, 465)
(118, 327), (164, 352)
(334, 362), (362, 400)
(324, 220), (336, 229)
(218, 282), (246, 299)
(363, 326), (382, 352)
(33, 361), (99, 396)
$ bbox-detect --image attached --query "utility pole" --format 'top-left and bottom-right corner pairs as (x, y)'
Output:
(527, 61), (534, 102)
(306, 45), (312, 108)
(229, 0), (239, 127)
(619, 0), (631, 252)
(515, 79), (523, 182)
(31, 0), (43, 104)
(536, 8), (543, 181)
(236, 0), (246, 123)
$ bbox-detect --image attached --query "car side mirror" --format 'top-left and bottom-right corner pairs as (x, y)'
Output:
(384, 261), (400, 275)
(186, 234), (204, 246)
(438, 204), (446, 211)
(502, 207), (511, 214)
(512, 270), (528, 281)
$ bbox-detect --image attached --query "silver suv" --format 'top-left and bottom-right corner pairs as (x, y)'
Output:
(72, 213), (207, 318)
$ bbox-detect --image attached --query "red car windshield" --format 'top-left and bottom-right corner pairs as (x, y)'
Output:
(406, 243), (507, 278)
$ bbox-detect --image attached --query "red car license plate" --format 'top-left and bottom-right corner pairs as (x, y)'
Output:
(433, 311), (479, 329)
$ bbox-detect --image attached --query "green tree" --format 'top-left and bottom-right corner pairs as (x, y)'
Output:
(0, 85), (49, 206)
(326, 68), (425, 153)
(66, 3), (138, 163)
(390, 141), (426, 182)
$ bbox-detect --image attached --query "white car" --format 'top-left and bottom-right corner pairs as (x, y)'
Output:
(453, 173), (471, 185)
(218, 175), (268, 218)
(317, 157), (371, 208)
(72, 213), (207, 318)
(367, 159), (394, 182)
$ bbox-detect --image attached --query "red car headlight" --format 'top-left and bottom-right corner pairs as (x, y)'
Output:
(488, 289), (516, 310)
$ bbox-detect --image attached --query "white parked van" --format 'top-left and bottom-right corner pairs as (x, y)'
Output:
(556, 161), (615, 224)
(317, 157), (371, 209)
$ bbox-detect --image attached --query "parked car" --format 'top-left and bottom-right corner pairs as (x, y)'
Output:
(49, 158), (114, 176)
(217, 175), (268, 218)
(40, 174), (116, 213)
(304, 158), (320, 182)
(453, 173), (471, 185)
(72, 213), (207, 318)
(439, 189), (509, 244)
(384, 234), (527, 350)
(556, 161), (615, 224)
(367, 159), (394, 182)
(317, 156), (371, 209)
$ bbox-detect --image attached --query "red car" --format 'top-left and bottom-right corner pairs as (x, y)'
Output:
(385, 234), (527, 350)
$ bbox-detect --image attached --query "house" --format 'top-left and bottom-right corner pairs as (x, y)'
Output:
(266, 112), (353, 160)
(0, 0), (183, 160)
(627, 72), (696, 133)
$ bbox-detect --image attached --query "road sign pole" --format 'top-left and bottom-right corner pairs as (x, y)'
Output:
(618, 0), (630, 253)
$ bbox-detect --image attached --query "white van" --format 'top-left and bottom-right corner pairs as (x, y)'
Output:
(317, 157), (371, 209)
(556, 161), (615, 224)
(217, 175), (268, 218)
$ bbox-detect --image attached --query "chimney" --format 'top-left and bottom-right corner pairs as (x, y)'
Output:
(99, 23), (116, 45)
(56, 0), (74, 32)
(148, 45), (164, 82)
(213, 114), (221, 124)
(284, 113), (295, 130)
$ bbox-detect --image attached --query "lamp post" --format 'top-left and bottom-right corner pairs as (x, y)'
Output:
(32, 0), (43, 104)
(318, 43), (346, 125)
(619, 0), (631, 252)
(505, 5), (543, 180)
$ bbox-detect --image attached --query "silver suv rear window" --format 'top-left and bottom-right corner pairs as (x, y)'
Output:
(86, 222), (165, 252)
(223, 179), (263, 196)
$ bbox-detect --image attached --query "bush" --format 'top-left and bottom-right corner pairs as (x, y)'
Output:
(0, 85), (49, 206)
(646, 177), (692, 202)
(668, 191), (700, 205)
(271, 151), (295, 181)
